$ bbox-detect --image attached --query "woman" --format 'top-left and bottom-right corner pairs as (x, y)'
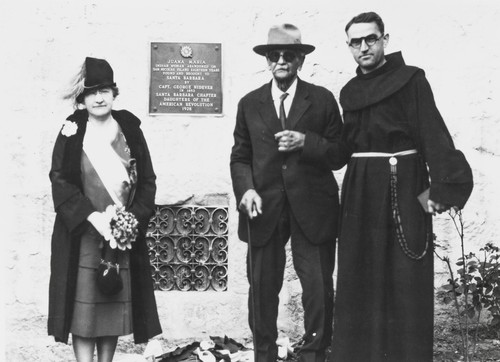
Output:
(48, 57), (162, 361)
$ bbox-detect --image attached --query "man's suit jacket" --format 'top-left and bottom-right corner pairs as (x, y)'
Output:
(230, 78), (345, 246)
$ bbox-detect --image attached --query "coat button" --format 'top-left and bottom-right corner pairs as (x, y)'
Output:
(282, 164), (287, 170)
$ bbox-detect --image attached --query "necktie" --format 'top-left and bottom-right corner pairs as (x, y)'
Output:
(279, 92), (289, 129)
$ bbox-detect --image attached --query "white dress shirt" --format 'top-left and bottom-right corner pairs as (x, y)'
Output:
(271, 77), (298, 120)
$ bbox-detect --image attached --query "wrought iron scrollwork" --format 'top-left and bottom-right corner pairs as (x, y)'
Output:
(147, 205), (229, 291)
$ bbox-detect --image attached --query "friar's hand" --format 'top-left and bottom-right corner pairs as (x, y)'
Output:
(427, 199), (456, 215)
(274, 130), (305, 152)
(239, 189), (263, 219)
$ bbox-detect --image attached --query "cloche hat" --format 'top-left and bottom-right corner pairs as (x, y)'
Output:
(84, 57), (116, 90)
(253, 24), (315, 56)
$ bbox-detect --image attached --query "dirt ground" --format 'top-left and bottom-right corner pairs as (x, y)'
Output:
(110, 295), (500, 362)
(433, 296), (500, 362)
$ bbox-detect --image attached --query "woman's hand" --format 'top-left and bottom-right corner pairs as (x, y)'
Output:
(87, 211), (112, 239)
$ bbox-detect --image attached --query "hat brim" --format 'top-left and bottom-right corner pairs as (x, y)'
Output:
(76, 82), (117, 103)
(253, 44), (315, 56)
(83, 82), (117, 90)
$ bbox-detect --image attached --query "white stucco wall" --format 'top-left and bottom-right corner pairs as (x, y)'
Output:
(2, 0), (500, 360)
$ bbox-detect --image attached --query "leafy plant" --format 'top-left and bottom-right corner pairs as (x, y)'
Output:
(435, 209), (500, 361)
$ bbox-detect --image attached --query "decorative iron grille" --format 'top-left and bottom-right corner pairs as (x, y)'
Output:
(146, 205), (228, 291)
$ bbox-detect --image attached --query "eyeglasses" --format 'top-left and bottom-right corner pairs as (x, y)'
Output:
(266, 50), (298, 63)
(347, 34), (384, 49)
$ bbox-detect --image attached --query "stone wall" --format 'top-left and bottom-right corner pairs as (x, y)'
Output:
(3, 0), (500, 360)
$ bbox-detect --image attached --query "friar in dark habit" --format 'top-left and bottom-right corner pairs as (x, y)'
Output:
(331, 11), (474, 362)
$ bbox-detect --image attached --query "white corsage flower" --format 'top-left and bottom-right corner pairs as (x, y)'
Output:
(61, 121), (78, 137)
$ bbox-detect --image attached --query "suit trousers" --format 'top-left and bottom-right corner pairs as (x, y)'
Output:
(247, 200), (335, 362)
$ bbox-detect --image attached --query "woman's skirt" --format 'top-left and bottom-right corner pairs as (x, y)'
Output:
(70, 227), (133, 337)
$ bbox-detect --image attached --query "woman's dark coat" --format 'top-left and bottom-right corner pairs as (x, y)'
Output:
(48, 109), (162, 344)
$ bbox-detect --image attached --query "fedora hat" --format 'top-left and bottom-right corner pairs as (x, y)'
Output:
(253, 24), (315, 56)
(84, 57), (116, 89)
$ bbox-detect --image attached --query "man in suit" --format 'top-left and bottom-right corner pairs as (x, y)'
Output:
(230, 24), (345, 362)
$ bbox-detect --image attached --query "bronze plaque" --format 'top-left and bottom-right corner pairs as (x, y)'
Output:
(150, 42), (222, 115)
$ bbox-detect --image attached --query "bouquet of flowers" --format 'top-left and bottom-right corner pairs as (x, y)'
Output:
(105, 205), (139, 250)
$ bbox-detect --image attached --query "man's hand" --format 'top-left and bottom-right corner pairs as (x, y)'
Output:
(239, 189), (263, 220)
(274, 130), (305, 152)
